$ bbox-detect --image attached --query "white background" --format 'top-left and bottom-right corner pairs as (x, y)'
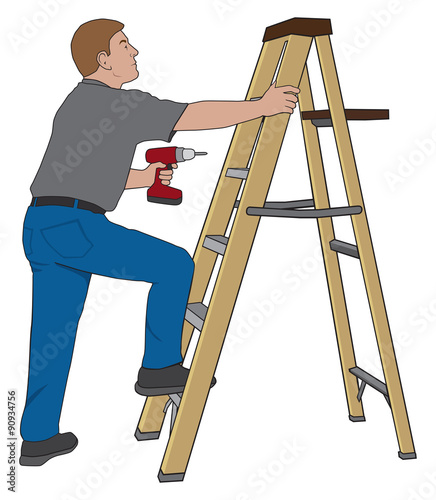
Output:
(1, 1), (436, 499)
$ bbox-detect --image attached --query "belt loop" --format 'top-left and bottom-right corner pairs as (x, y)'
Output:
(73, 199), (79, 208)
(33, 197), (38, 206)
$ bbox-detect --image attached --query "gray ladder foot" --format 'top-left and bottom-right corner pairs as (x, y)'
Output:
(135, 429), (160, 441)
(398, 451), (417, 460)
(349, 415), (366, 422)
(158, 470), (185, 482)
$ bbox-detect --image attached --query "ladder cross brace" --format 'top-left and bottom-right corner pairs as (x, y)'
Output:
(350, 366), (390, 406)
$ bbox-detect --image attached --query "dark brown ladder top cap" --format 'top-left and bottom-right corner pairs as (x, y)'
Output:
(263, 17), (333, 42)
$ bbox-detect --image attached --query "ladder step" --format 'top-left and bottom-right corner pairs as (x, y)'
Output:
(350, 367), (388, 397)
(264, 199), (315, 209)
(226, 168), (249, 180)
(185, 303), (208, 331)
(246, 205), (362, 218)
(234, 198), (314, 210)
(301, 109), (389, 127)
(330, 239), (359, 258)
(203, 235), (228, 255)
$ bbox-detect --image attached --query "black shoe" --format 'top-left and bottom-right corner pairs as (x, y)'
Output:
(20, 432), (78, 466)
(135, 363), (217, 396)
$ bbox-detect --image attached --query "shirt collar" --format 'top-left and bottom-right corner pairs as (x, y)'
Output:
(81, 78), (110, 88)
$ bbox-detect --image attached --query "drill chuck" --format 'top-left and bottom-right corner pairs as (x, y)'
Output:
(176, 148), (207, 162)
(146, 146), (207, 165)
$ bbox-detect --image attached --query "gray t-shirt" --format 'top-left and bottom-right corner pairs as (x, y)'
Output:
(31, 79), (188, 211)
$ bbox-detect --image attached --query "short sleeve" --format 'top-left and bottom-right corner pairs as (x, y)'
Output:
(120, 89), (188, 144)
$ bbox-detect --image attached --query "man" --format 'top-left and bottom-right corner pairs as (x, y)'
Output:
(20, 18), (299, 466)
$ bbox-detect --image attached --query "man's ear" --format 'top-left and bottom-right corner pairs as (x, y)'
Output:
(97, 51), (111, 70)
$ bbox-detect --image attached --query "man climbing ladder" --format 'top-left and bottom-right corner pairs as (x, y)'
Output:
(19, 18), (299, 467)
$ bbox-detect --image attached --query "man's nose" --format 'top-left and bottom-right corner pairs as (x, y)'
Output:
(131, 45), (139, 57)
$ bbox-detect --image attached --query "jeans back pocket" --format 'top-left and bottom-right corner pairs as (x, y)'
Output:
(41, 219), (93, 259)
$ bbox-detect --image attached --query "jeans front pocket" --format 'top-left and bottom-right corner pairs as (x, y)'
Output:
(41, 219), (93, 259)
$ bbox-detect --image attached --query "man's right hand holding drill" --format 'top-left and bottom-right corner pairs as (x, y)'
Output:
(125, 162), (177, 190)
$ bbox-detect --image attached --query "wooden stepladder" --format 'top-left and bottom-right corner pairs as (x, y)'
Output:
(135, 17), (416, 481)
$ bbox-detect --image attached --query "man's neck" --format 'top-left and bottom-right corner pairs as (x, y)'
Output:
(84, 68), (124, 89)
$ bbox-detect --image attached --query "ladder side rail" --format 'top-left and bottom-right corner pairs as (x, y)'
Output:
(315, 34), (415, 457)
(135, 37), (288, 444)
(159, 34), (313, 480)
(298, 65), (365, 421)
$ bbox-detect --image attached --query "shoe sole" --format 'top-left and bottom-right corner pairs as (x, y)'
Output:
(19, 440), (78, 466)
(135, 378), (217, 397)
(134, 382), (185, 396)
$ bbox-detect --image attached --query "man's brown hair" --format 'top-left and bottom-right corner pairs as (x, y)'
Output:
(71, 19), (124, 77)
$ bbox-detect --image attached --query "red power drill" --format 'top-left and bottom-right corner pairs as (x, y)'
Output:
(145, 146), (207, 205)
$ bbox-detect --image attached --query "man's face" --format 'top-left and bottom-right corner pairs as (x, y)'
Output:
(105, 31), (139, 84)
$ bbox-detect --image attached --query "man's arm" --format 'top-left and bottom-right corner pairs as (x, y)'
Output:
(173, 82), (299, 131)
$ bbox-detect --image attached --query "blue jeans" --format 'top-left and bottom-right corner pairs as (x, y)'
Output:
(20, 204), (194, 441)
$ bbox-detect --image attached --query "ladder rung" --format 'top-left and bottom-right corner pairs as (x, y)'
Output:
(246, 205), (362, 218)
(350, 367), (388, 397)
(185, 303), (208, 331)
(330, 239), (359, 258)
(234, 198), (314, 210)
(226, 168), (249, 180)
(301, 109), (389, 127)
(264, 199), (314, 209)
(203, 235), (228, 255)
